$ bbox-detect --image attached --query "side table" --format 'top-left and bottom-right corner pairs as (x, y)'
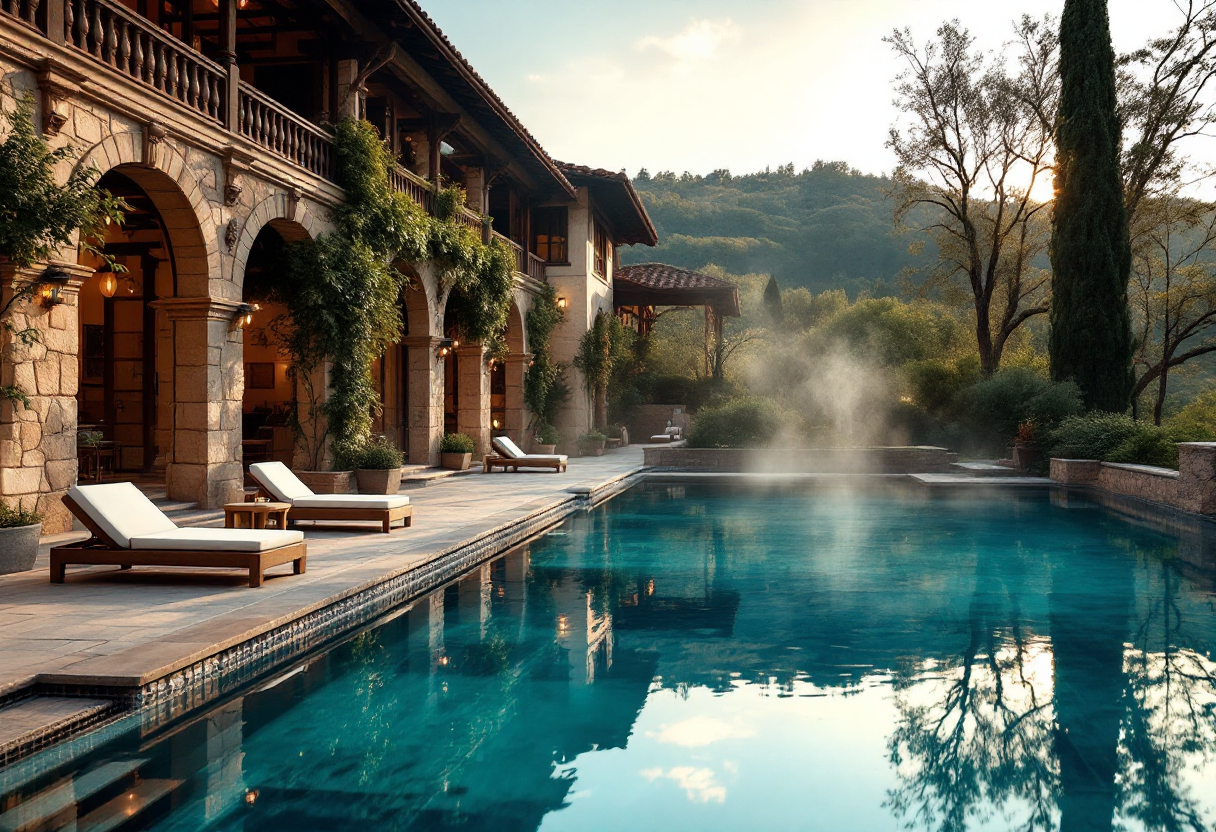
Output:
(224, 501), (291, 530)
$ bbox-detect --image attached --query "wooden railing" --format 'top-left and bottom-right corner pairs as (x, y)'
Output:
(494, 233), (545, 282)
(65, 0), (224, 123)
(526, 251), (546, 284)
(238, 82), (334, 181)
(1, 0), (45, 32)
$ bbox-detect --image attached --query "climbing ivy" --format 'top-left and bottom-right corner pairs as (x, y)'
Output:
(574, 309), (634, 429)
(524, 281), (567, 430)
(275, 119), (517, 467)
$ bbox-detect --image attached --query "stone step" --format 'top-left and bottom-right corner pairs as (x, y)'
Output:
(950, 461), (1022, 478)
(78, 778), (182, 832)
(0, 755), (142, 832)
(398, 465), (482, 489)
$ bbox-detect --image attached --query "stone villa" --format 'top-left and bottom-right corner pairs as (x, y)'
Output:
(0, 0), (658, 532)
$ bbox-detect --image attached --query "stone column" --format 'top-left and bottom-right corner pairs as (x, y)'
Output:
(463, 166), (486, 214)
(0, 261), (90, 533)
(504, 353), (531, 447)
(456, 344), (490, 457)
(155, 298), (244, 508)
(403, 335), (443, 467)
(335, 58), (361, 121)
(1177, 442), (1216, 514)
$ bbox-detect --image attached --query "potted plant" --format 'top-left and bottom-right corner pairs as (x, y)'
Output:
(0, 501), (42, 575)
(533, 423), (561, 455)
(1012, 421), (1040, 472)
(579, 430), (608, 457)
(341, 437), (405, 495)
(440, 433), (476, 470)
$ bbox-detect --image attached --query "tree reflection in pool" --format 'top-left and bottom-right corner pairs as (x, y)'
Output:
(3, 481), (1216, 832)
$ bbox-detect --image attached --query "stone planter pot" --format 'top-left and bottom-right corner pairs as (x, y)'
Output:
(1012, 442), (1041, 472)
(533, 444), (557, 455)
(579, 440), (606, 457)
(295, 470), (355, 494)
(356, 467), (403, 495)
(440, 452), (472, 471)
(0, 523), (41, 574)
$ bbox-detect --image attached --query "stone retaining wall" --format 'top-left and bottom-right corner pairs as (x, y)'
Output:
(1050, 443), (1216, 515)
(643, 446), (958, 474)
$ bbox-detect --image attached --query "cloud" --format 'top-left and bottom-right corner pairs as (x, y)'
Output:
(636, 19), (739, 62)
(640, 766), (727, 804)
(649, 716), (755, 748)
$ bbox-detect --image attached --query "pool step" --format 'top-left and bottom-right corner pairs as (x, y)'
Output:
(0, 696), (118, 769)
(77, 778), (182, 832)
(0, 757), (144, 831)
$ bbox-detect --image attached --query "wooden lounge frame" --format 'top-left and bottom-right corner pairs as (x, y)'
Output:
(52, 493), (307, 588)
(483, 453), (567, 473)
(248, 486), (413, 534)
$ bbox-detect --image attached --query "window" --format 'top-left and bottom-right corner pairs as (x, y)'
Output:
(593, 222), (609, 277)
(532, 207), (568, 264)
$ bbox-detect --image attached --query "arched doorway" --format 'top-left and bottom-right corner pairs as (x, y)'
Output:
(240, 222), (306, 469)
(501, 300), (529, 444)
(76, 170), (176, 479)
(441, 294), (490, 456)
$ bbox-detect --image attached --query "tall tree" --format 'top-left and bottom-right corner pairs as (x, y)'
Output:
(1049, 0), (1134, 412)
(887, 17), (1058, 376)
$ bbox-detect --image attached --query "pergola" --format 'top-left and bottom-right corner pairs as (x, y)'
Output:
(613, 263), (741, 355)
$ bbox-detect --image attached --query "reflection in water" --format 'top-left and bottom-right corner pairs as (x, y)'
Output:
(3, 483), (1216, 832)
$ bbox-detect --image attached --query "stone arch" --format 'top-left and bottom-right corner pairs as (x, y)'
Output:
(502, 295), (531, 443)
(395, 261), (447, 466)
(231, 193), (321, 294)
(76, 130), (217, 298)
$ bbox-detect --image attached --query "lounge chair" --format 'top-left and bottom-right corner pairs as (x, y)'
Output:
(52, 483), (306, 587)
(484, 436), (568, 473)
(649, 426), (683, 443)
(248, 462), (412, 533)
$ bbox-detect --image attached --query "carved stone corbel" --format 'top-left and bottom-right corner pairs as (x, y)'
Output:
(141, 122), (168, 169)
(225, 219), (241, 252)
(35, 60), (87, 138)
(222, 148), (255, 207)
(286, 186), (303, 220)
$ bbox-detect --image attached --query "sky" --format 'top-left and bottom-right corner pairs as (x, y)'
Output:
(421, 0), (1203, 178)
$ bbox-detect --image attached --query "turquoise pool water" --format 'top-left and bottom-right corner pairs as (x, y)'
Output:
(5, 481), (1216, 831)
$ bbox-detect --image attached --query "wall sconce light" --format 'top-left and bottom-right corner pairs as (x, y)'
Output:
(492, 418), (501, 429)
(37, 266), (71, 307)
(98, 271), (118, 298)
(436, 337), (455, 357)
(233, 302), (255, 330)
(557, 297), (568, 309)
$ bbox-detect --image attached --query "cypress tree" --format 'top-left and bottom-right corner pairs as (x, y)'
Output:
(763, 275), (784, 325)
(1049, 0), (1134, 412)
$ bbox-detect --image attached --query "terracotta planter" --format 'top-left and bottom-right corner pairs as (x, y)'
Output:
(295, 470), (355, 494)
(533, 443), (557, 455)
(356, 467), (403, 495)
(1012, 442), (1041, 472)
(440, 452), (472, 471)
(0, 523), (41, 574)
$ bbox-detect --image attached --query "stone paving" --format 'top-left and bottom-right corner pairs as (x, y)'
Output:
(0, 448), (645, 697)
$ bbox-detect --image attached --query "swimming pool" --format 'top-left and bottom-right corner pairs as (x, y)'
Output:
(4, 480), (1216, 831)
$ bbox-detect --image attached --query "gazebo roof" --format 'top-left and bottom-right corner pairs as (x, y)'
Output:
(613, 263), (741, 317)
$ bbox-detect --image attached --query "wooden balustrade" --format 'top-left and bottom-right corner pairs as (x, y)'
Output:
(238, 82), (334, 181)
(0, 0), (45, 32)
(526, 251), (546, 284)
(391, 165), (434, 213)
(64, 0), (224, 123)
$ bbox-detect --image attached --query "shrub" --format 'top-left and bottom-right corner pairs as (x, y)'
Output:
(1166, 389), (1216, 441)
(1047, 413), (1182, 468)
(332, 436), (402, 470)
(686, 397), (789, 449)
(960, 368), (1083, 453)
(0, 501), (41, 529)
(534, 423), (561, 446)
(579, 430), (607, 443)
(441, 433), (476, 454)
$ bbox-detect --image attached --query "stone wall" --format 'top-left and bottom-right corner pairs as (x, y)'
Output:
(643, 446), (958, 474)
(1049, 443), (1216, 515)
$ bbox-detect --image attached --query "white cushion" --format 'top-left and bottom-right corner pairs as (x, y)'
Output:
(517, 455), (567, 464)
(492, 436), (526, 459)
(249, 462), (314, 502)
(130, 527), (304, 553)
(293, 494), (410, 510)
(68, 483), (177, 549)
(650, 435), (675, 443)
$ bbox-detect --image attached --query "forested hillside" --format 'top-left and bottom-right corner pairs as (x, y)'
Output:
(620, 161), (924, 295)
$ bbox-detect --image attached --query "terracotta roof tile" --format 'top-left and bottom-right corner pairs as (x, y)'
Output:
(615, 263), (738, 291)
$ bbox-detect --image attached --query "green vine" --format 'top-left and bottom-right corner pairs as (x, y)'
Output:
(274, 119), (518, 467)
(525, 282), (567, 430)
(0, 91), (125, 409)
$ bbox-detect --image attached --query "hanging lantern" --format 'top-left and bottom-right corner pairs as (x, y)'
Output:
(98, 272), (118, 298)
